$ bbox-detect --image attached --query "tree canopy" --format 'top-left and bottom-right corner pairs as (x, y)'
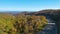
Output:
(0, 14), (48, 34)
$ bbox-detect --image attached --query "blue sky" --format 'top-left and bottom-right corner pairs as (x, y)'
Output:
(0, 0), (60, 11)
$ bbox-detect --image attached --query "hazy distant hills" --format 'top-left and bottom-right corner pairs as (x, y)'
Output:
(0, 9), (60, 16)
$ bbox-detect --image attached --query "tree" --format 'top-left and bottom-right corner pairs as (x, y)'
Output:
(14, 14), (48, 34)
(0, 13), (16, 34)
(0, 13), (48, 34)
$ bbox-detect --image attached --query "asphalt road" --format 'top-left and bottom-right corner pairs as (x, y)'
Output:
(36, 23), (57, 34)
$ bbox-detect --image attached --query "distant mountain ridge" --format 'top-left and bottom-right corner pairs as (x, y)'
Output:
(25, 9), (60, 15)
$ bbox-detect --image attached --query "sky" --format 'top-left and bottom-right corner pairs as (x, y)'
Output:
(0, 0), (60, 11)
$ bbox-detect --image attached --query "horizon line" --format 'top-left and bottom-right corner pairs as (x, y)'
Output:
(0, 9), (60, 12)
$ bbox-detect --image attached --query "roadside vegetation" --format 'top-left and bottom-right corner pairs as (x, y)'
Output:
(0, 13), (48, 34)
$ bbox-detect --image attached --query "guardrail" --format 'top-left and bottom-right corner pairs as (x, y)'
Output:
(46, 23), (55, 25)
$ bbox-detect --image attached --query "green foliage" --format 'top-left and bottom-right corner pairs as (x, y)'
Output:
(0, 14), (16, 34)
(0, 14), (48, 34)
(14, 15), (48, 34)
